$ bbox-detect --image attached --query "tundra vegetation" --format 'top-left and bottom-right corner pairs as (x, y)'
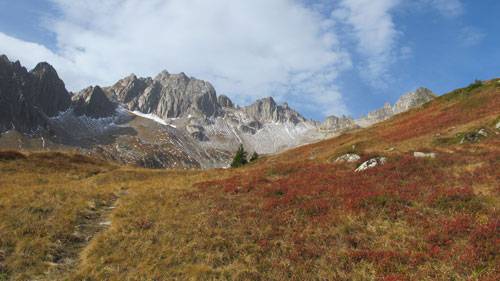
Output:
(0, 79), (499, 280)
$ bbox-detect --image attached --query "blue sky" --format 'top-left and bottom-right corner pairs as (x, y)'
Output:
(0, 0), (498, 120)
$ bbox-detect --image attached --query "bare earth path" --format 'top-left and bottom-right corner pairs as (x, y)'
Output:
(38, 189), (128, 281)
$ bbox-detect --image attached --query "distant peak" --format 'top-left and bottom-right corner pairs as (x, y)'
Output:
(159, 70), (170, 76)
(125, 73), (138, 80)
(0, 54), (10, 63)
(31, 62), (58, 76)
(154, 70), (171, 81)
(174, 72), (189, 80)
(414, 87), (437, 97)
(218, 95), (234, 108)
(257, 96), (276, 105)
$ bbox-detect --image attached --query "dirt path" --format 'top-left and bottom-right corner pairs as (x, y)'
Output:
(39, 189), (127, 281)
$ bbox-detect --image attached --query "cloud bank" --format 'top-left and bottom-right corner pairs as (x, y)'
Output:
(334, 0), (401, 88)
(1, 0), (354, 116)
(0, 0), (466, 117)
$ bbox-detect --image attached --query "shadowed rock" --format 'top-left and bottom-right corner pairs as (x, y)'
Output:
(0, 55), (71, 133)
(72, 86), (117, 118)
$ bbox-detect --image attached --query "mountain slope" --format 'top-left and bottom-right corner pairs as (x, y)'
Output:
(0, 78), (498, 280)
(0, 55), (71, 133)
(0, 55), (438, 169)
(356, 87), (437, 127)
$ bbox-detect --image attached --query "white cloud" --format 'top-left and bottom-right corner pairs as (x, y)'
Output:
(459, 26), (485, 47)
(0, 32), (93, 89)
(0, 0), (353, 117)
(333, 0), (401, 87)
(430, 0), (464, 17)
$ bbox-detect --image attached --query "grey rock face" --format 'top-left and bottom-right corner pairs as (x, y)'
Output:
(243, 97), (306, 124)
(356, 88), (436, 127)
(0, 56), (442, 170)
(393, 87), (436, 114)
(186, 124), (208, 141)
(30, 62), (71, 117)
(0, 55), (71, 133)
(321, 115), (357, 131)
(218, 95), (234, 108)
(107, 74), (151, 105)
(107, 71), (220, 118)
(356, 103), (394, 128)
(72, 86), (117, 118)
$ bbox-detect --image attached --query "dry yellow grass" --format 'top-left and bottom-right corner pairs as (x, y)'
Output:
(0, 79), (498, 280)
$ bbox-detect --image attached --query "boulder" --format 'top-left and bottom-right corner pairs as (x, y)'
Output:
(355, 157), (387, 172)
(477, 128), (488, 137)
(334, 153), (361, 163)
(460, 129), (488, 144)
(413, 152), (436, 158)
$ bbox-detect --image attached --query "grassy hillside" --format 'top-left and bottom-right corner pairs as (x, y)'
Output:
(0, 79), (498, 280)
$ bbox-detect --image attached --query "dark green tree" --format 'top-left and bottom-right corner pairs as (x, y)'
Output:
(249, 151), (259, 162)
(230, 144), (248, 168)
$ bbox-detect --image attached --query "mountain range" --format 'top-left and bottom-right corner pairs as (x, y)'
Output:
(0, 55), (436, 168)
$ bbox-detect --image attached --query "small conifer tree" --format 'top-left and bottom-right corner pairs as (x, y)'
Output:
(231, 144), (248, 168)
(250, 151), (259, 162)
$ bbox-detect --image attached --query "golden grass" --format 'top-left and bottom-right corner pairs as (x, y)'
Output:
(0, 79), (499, 280)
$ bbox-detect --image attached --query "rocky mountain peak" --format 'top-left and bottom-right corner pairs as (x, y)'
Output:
(356, 87), (437, 127)
(106, 70), (220, 118)
(0, 54), (10, 64)
(217, 95), (234, 108)
(0, 56), (71, 132)
(31, 62), (58, 77)
(244, 97), (306, 124)
(393, 87), (436, 114)
(30, 62), (71, 117)
(72, 86), (117, 118)
(110, 73), (150, 105)
(321, 115), (357, 131)
(154, 70), (171, 81)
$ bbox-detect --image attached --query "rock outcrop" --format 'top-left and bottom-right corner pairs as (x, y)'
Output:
(0, 55), (441, 170)
(393, 88), (436, 114)
(30, 62), (71, 117)
(0, 55), (71, 133)
(107, 71), (220, 118)
(356, 88), (436, 127)
(334, 153), (361, 163)
(355, 157), (387, 172)
(413, 152), (436, 158)
(321, 115), (357, 132)
(217, 95), (234, 108)
(72, 86), (117, 118)
(243, 97), (306, 124)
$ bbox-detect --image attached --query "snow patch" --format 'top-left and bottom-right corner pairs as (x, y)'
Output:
(131, 111), (175, 128)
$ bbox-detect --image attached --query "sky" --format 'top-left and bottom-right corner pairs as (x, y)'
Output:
(0, 0), (498, 120)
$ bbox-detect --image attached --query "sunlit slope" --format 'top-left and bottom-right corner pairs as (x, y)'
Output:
(267, 78), (499, 164)
(0, 79), (498, 280)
